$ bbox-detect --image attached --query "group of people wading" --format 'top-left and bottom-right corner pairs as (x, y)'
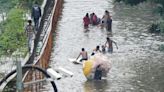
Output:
(76, 37), (118, 62)
(83, 10), (112, 32)
(78, 10), (118, 61)
(76, 10), (118, 80)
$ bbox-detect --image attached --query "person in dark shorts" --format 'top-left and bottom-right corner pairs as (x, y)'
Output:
(106, 17), (112, 32)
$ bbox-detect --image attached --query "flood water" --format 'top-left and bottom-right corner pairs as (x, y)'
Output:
(46, 0), (164, 92)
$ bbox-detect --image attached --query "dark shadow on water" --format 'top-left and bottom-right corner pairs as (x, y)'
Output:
(83, 28), (90, 38)
(83, 79), (110, 92)
(106, 31), (113, 37)
(84, 28), (90, 33)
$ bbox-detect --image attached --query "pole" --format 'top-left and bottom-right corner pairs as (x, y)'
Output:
(16, 57), (23, 92)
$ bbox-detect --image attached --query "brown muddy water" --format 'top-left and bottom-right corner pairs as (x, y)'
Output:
(44, 0), (164, 92)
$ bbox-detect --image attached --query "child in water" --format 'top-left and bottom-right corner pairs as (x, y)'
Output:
(101, 45), (106, 54)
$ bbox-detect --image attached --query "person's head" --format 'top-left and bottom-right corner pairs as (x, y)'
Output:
(82, 48), (85, 51)
(105, 10), (109, 14)
(102, 45), (105, 48)
(96, 45), (100, 50)
(86, 13), (89, 17)
(34, 1), (38, 5)
(91, 52), (95, 56)
(97, 64), (101, 69)
(106, 37), (110, 41)
(28, 20), (32, 24)
(92, 13), (95, 15)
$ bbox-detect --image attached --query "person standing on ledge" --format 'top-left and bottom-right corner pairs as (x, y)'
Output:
(25, 19), (36, 54)
(32, 1), (41, 31)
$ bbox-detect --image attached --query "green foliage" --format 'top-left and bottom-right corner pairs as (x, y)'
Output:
(125, 0), (147, 5)
(115, 0), (164, 6)
(153, 4), (164, 15)
(0, 8), (27, 56)
(0, 0), (18, 12)
(148, 20), (164, 34)
(114, 0), (164, 35)
(18, 0), (43, 10)
(159, 20), (164, 33)
(152, 0), (164, 6)
(114, 0), (147, 5)
(159, 44), (164, 51)
(0, 0), (44, 57)
(148, 23), (160, 33)
(0, 0), (43, 12)
(115, 0), (122, 2)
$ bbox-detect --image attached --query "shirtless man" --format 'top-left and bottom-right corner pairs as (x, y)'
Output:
(77, 48), (88, 62)
(102, 10), (112, 32)
(105, 37), (118, 53)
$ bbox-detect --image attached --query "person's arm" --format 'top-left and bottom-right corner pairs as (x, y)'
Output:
(86, 52), (88, 59)
(31, 7), (34, 18)
(93, 48), (96, 52)
(83, 17), (85, 23)
(39, 6), (41, 17)
(104, 41), (107, 47)
(112, 40), (118, 49)
(102, 15), (105, 19)
(76, 52), (81, 60)
(32, 26), (36, 35)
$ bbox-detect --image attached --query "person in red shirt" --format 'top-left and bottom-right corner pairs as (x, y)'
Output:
(92, 13), (98, 25)
(83, 13), (90, 28)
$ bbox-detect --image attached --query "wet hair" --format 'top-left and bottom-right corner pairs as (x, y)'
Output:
(82, 48), (85, 51)
(28, 20), (32, 24)
(105, 10), (109, 14)
(107, 37), (110, 40)
(86, 13), (89, 17)
(97, 64), (101, 68)
(96, 45), (100, 50)
(91, 52), (95, 56)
